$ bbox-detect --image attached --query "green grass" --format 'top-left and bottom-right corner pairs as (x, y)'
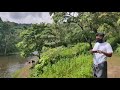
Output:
(39, 43), (90, 66)
(30, 43), (93, 78)
(12, 69), (21, 78)
(38, 55), (93, 78)
(12, 65), (31, 78)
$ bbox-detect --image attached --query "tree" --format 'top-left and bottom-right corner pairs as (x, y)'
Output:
(16, 23), (51, 59)
(49, 12), (95, 49)
(0, 21), (13, 55)
(49, 12), (120, 49)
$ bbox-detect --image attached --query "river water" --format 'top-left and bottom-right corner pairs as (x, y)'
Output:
(0, 55), (28, 78)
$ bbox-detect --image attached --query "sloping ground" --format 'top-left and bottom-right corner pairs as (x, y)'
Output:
(12, 63), (32, 78)
(12, 56), (39, 78)
(17, 64), (32, 78)
(108, 54), (120, 78)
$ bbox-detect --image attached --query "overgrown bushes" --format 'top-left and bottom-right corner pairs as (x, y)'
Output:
(107, 37), (120, 50)
(115, 44), (120, 55)
(30, 43), (93, 78)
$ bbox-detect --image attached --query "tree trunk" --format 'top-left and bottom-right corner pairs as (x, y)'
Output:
(38, 51), (41, 59)
(63, 42), (67, 47)
(93, 28), (97, 34)
(89, 38), (93, 49)
(4, 36), (7, 55)
(38, 54), (40, 59)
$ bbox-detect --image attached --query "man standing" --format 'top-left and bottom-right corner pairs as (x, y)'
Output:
(90, 32), (113, 78)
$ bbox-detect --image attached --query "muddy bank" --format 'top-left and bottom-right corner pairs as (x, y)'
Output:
(0, 55), (26, 78)
(12, 56), (39, 78)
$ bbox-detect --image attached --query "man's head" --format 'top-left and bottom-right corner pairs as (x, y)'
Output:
(96, 32), (105, 43)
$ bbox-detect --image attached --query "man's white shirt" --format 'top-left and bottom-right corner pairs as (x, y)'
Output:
(92, 42), (113, 65)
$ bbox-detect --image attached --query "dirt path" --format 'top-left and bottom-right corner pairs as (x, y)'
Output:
(108, 54), (120, 78)
(16, 63), (32, 78)
(15, 56), (39, 78)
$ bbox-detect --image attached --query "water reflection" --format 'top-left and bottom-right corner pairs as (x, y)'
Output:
(0, 55), (26, 78)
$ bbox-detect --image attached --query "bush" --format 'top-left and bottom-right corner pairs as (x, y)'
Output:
(73, 43), (90, 55)
(107, 37), (120, 50)
(115, 44), (120, 56)
(38, 43), (90, 68)
(12, 69), (21, 78)
(36, 55), (93, 78)
(30, 43), (93, 78)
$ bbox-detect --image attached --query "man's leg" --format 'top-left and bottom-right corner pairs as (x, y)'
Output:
(100, 61), (107, 78)
(96, 61), (107, 78)
(93, 64), (97, 78)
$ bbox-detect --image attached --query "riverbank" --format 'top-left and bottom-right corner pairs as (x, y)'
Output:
(12, 56), (39, 78)
(0, 53), (19, 56)
(12, 64), (32, 78)
(0, 55), (26, 78)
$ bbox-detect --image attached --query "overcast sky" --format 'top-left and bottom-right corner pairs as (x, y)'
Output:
(0, 12), (53, 24)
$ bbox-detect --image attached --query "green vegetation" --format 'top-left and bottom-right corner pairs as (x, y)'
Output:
(115, 44), (120, 55)
(30, 43), (93, 78)
(0, 17), (31, 55)
(12, 69), (21, 78)
(31, 55), (93, 78)
(1, 12), (120, 78)
(12, 65), (31, 78)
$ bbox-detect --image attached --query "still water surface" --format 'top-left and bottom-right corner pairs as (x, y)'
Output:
(0, 55), (28, 78)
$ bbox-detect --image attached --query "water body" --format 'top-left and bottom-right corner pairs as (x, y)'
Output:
(0, 55), (28, 78)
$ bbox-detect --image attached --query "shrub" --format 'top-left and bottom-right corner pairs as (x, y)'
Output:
(115, 44), (120, 55)
(30, 43), (93, 78)
(38, 55), (93, 78)
(38, 43), (90, 68)
(107, 37), (120, 50)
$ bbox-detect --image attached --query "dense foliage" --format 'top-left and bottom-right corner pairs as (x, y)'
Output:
(30, 43), (93, 78)
(0, 18), (31, 55)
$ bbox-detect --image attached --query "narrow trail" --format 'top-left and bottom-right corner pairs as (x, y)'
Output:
(15, 56), (39, 78)
(108, 54), (120, 78)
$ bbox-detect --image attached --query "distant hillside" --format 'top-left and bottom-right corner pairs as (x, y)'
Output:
(0, 17), (32, 29)
(0, 17), (32, 55)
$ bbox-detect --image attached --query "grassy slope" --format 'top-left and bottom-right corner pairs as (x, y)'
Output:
(38, 55), (93, 78)
(30, 43), (93, 78)
(12, 64), (31, 78)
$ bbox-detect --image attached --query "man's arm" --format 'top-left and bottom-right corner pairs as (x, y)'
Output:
(101, 43), (113, 57)
(97, 50), (112, 57)
(90, 43), (99, 54)
(90, 50), (112, 57)
(90, 50), (97, 54)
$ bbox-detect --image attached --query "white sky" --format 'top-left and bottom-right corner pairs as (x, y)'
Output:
(0, 12), (53, 24)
